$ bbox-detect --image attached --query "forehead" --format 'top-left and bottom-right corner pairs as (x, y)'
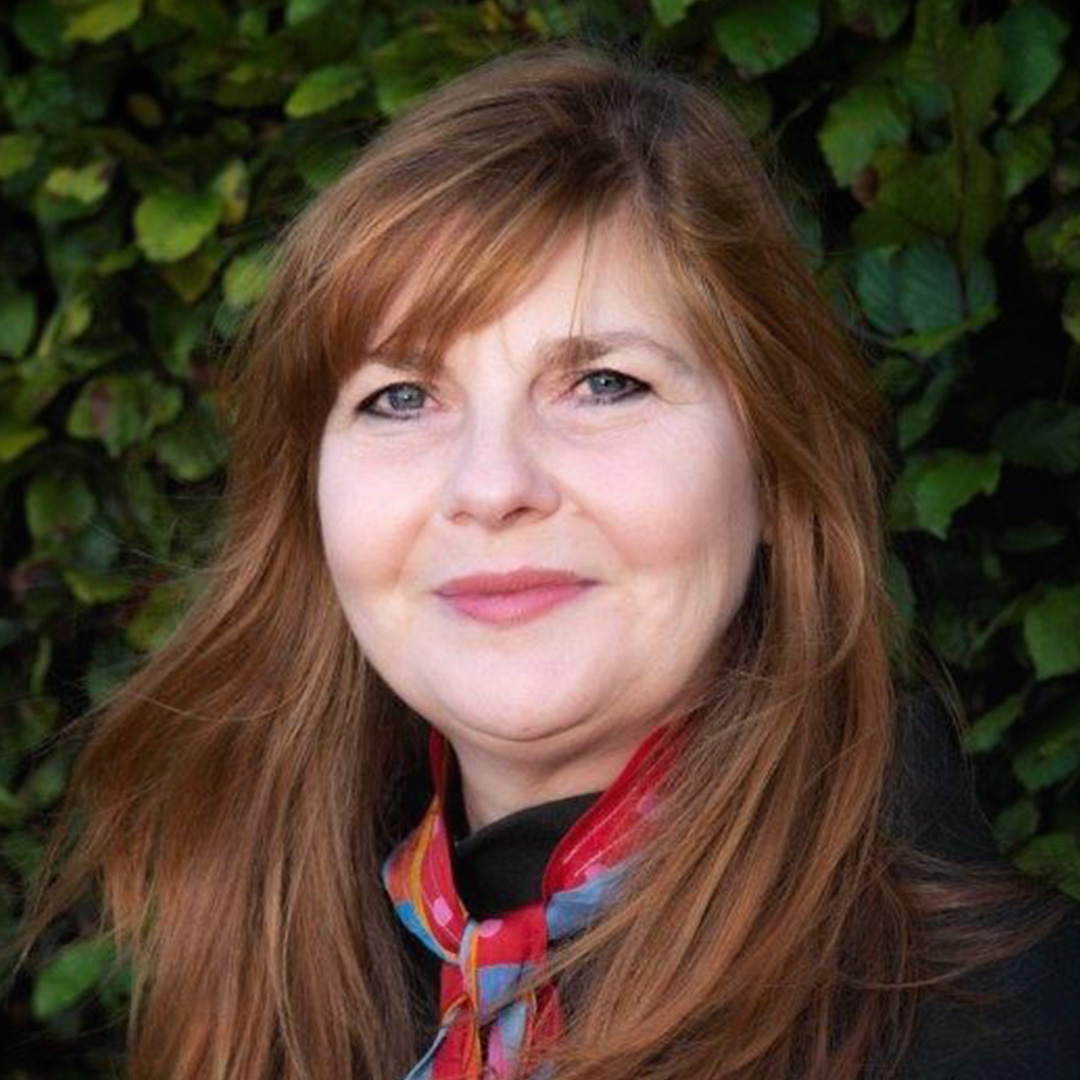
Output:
(361, 208), (698, 379)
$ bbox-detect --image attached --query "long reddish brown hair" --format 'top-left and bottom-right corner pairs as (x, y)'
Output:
(9, 39), (1072, 1080)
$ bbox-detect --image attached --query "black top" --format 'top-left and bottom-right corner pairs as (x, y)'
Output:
(390, 694), (1080, 1078)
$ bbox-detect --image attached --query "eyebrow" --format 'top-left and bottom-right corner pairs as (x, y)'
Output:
(364, 329), (693, 376)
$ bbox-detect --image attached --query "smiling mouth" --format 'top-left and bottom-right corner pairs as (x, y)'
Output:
(436, 581), (595, 626)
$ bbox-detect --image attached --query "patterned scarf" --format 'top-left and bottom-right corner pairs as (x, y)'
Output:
(381, 718), (687, 1080)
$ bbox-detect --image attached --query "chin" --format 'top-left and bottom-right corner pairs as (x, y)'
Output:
(443, 702), (598, 748)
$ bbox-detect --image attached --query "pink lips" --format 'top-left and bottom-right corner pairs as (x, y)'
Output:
(434, 568), (595, 626)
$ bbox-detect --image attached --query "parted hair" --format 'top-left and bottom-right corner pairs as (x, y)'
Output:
(9, 38), (1072, 1080)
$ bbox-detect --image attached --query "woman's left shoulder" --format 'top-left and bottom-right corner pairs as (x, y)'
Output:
(885, 897), (1080, 1079)
(903, 900), (1080, 1078)
(876, 689), (1080, 1077)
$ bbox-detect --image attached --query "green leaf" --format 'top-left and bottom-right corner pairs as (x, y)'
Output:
(134, 189), (223, 264)
(0, 785), (26, 828)
(13, 695), (58, 755)
(285, 0), (335, 24)
(1, 830), (44, 880)
(1015, 745), (1080, 792)
(852, 146), (959, 248)
(993, 120), (1053, 199)
(818, 85), (911, 187)
(370, 27), (475, 118)
(43, 160), (113, 204)
(837, 0), (909, 40)
(0, 283), (38, 357)
(0, 420), (48, 463)
(63, 565), (134, 605)
(1048, 212), (1080, 273)
(98, 244), (141, 276)
(896, 365), (959, 449)
(25, 468), (96, 539)
(873, 353), (923, 398)
(963, 254), (997, 326)
(3, 67), (78, 130)
(905, 0), (963, 102)
(787, 195), (823, 270)
(851, 248), (907, 334)
(13, 0), (72, 61)
(992, 399), (1080, 475)
(0, 132), (43, 178)
(222, 248), (274, 308)
(122, 461), (179, 557)
(66, 372), (183, 456)
(159, 245), (224, 303)
(713, 0), (821, 76)
(997, 0), (1071, 123)
(36, 291), (93, 356)
(992, 797), (1039, 848)
(1023, 584), (1080, 680)
(918, 450), (1002, 538)
(69, 518), (120, 574)
(285, 63), (367, 119)
(237, 6), (267, 38)
(84, 634), (138, 707)
(887, 456), (926, 532)
(956, 140), (1005, 268)
(156, 0), (230, 35)
(147, 299), (212, 379)
(124, 582), (189, 652)
(885, 550), (915, 626)
(32, 933), (115, 1019)
(1013, 694), (1080, 788)
(1013, 832), (1080, 900)
(295, 135), (357, 192)
(154, 395), (227, 481)
(963, 691), (1025, 753)
(998, 521), (1067, 553)
(210, 158), (249, 226)
(1063, 275), (1080, 346)
(651, 0), (698, 28)
(64, 0), (143, 43)
(1024, 207), (1077, 274)
(23, 635), (48, 696)
(896, 239), (963, 333)
(955, 22), (1002, 137)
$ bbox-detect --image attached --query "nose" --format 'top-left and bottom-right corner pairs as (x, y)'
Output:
(439, 409), (560, 528)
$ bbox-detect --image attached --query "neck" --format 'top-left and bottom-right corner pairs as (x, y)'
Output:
(445, 720), (667, 834)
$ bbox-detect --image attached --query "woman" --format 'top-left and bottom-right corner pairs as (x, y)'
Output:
(11, 40), (1080, 1080)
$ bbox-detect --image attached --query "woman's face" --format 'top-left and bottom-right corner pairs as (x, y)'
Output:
(317, 214), (767, 827)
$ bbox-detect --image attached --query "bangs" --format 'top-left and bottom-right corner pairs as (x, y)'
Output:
(313, 181), (650, 390)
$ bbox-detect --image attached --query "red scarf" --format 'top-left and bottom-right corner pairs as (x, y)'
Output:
(381, 718), (688, 1080)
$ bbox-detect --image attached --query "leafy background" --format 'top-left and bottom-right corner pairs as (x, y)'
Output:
(1, 0), (1079, 1074)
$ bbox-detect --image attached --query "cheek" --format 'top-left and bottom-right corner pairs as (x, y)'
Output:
(588, 420), (761, 568)
(316, 443), (400, 593)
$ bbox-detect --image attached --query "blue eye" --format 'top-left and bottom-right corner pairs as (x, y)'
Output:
(578, 370), (650, 404)
(355, 383), (429, 420)
(355, 369), (650, 422)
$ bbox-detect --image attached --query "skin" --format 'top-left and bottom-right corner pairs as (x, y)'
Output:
(317, 212), (768, 832)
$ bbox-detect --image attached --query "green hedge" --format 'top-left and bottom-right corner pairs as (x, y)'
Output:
(2, 0), (1079, 1075)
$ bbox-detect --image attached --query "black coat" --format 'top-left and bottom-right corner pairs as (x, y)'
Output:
(391, 693), (1080, 1078)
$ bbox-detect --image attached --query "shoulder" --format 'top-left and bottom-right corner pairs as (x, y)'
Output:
(889, 901), (1080, 1079)
(878, 689), (1080, 1078)
(883, 688), (1000, 861)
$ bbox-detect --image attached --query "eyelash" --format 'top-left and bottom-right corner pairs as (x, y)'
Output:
(353, 368), (651, 423)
